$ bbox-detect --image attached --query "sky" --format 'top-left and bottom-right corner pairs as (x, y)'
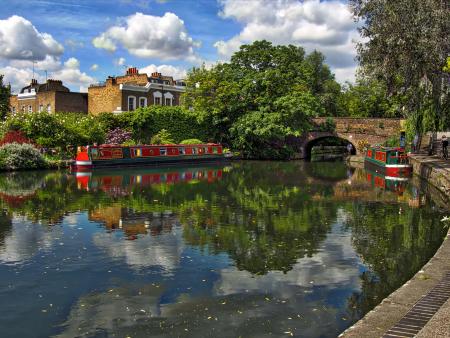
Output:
(0, 0), (361, 93)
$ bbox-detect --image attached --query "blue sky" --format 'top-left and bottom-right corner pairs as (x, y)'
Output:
(0, 0), (360, 93)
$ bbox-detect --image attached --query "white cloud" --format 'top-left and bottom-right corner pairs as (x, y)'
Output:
(92, 33), (116, 52)
(215, 0), (360, 83)
(2, 57), (95, 93)
(114, 57), (127, 66)
(64, 57), (80, 69)
(90, 64), (99, 71)
(92, 12), (200, 60)
(50, 58), (96, 92)
(0, 15), (64, 61)
(140, 64), (187, 79)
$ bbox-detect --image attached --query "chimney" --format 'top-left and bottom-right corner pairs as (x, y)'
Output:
(151, 72), (162, 78)
(31, 79), (38, 85)
(126, 67), (139, 75)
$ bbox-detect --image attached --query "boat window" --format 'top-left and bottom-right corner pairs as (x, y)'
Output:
(134, 148), (142, 157)
(91, 148), (98, 159)
(160, 148), (167, 155)
(212, 147), (218, 154)
(178, 147), (185, 155)
(192, 148), (197, 155)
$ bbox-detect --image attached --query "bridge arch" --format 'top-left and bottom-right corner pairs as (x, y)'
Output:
(304, 134), (356, 160)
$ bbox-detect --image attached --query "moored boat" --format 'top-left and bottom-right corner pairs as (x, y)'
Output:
(72, 143), (226, 171)
(364, 146), (412, 176)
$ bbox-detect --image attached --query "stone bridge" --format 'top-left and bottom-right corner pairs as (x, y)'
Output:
(296, 117), (405, 159)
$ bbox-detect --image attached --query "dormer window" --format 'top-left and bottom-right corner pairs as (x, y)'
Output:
(28, 105), (33, 113)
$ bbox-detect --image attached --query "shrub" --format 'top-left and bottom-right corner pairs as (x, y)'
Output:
(0, 143), (46, 170)
(180, 138), (203, 144)
(105, 127), (133, 144)
(0, 130), (34, 146)
(150, 129), (175, 144)
(356, 139), (370, 153)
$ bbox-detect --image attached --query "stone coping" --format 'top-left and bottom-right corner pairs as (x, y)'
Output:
(340, 154), (449, 338)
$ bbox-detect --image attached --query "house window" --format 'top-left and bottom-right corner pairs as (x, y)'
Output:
(11, 107), (16, 114)
(21, 105), (25, 112)
(165, 98), (171, 106)
(28, 105), (33, 113)
(154, 97), (161, 105)
(39, 105), (43, 112)
(139, 97), (147, 108)
(128, 96), (136, 111)
(47, 104), (51, 113)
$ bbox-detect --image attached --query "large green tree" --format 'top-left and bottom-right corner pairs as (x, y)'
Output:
(0, 75), (11, 120)
(183, 40), (341, 158)
(350, 0), (450, 131)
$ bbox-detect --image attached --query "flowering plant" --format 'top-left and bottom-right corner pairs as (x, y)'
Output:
(105, 128), (133, 145)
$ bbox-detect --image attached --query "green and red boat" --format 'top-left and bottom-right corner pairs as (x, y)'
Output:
(364, 146), (412, 177)
(72, 143), (226, 171)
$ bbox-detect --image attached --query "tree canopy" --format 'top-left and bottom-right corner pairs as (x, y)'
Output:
(0, 75), (11, 120)
(350, 0), (450, 132)
(183, 40), (342, 158)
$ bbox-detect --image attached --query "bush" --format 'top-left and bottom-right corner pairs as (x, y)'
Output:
(0, 143), (46, 170)
(180, 138), (203, 144)
(150, 129), (175, 144)
(230, 111), (295, 159)
(0, 130), (34, 146)
(105, 127), (133, 144)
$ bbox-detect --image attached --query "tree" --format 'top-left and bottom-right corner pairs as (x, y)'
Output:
(350, 0), (450, 131)
(338, 79), (401, 118)
(0, 75), (11, 120)
(183, 40), (341, 157)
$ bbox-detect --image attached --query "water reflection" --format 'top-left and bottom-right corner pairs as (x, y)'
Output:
(0, 162), (446, 338)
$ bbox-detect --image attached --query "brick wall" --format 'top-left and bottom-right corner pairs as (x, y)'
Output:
(55, 92), (88, 113)
(10, 92), (57, 113)
(88, 84), (122, 115)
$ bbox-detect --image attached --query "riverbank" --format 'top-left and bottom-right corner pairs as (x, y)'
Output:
(341, 154), (450, 338)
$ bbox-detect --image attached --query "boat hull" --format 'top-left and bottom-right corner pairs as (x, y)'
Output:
(364, 160), (412, 177)
(71, 154), (227, 171)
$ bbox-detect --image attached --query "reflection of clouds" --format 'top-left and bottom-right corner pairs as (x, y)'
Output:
(93, 227), (184, 272)
(56, 281), (346, 338)
(0, 218), (62, 264)
(55, 285), (165, 338)
(215, 215), (361, 298)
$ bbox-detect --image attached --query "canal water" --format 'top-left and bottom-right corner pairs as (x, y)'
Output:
(0, 161), (447, 338)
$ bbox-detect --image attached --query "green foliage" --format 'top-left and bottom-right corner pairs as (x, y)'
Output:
(180, 138), (203, 144)
(0, 75), (11, 120)
(183, 40), (341, 157)
(338, 79), (401, 118)
(1, 112), (105, 151)
(230, 111), (295, 159)
(150, 129), (174, 144)
(350, 0), (450, 131)
(97, 106), (210, 144)
(0, 143), (46, 170)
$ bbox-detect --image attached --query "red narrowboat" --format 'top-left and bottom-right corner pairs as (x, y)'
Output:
(364, 146), (412, 177)
(72, 143), (226, 171)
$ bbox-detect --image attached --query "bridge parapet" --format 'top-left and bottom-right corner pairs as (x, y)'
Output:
(294, 118), (406, 159)
(313, 117), (405, 138)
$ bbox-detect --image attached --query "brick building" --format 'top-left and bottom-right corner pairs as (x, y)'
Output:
(88, 67), (186, 115)
(9, 79), (88, 114)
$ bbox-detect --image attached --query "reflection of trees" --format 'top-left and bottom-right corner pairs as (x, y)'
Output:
(344, 203), (447, 319)
(179, 162), (340, 274)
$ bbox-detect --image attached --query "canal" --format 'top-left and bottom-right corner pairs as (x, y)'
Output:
(0, 161), (447, 338)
